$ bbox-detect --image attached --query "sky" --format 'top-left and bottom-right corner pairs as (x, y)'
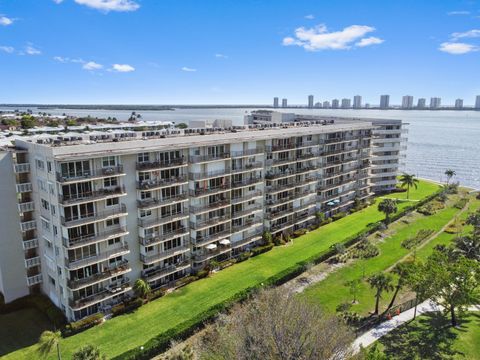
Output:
(1, 0), (480, 105)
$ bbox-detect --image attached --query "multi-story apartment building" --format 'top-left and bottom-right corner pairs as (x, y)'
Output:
(380, 95), (390, 109)
(0, 117), (405, 321)
(417, 98), (426, 109)
(402, 96), (414, 109)
(455, 99), (463, 109)
(341, 98), (351, 109)
(353, 95), (362, 109)
(430, 97), (441, 109)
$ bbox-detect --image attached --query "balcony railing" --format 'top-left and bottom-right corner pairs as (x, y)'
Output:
(193, 229), (231, 247)
(61, 204), (127, 227)
(63, 226), (128, 248)
(59, 186), (126, 205)
(189, 168), (231, 181)
(190, 184), (230, 197)
(14, 163), (30, 173)
(267, 143), (296, 152)
(57, 165), (124, 183)
(67, 260), (131, 290)
(136, 158), (186, 171)
(141, 259), (190, 282)
(22, 238), (39, 250)
(137, 194), (188, 209)
(189, 153), (230, 163)
(190, 214), (231, 230)
(231, 176), (263, 188)
(25, 256), (41, 268)
(69, 278), (131, 310)
(190, 199), (230, 213)
(266, 189), (314, 207)
(16, 182), (32, 193)
(140, 245), (190, 264)
(27, 274), (42, 286)
(231, 190), (263, 204)
(193, 246), (231, 262)
(231, 231), (264, 248)
(319, 177), (356, 191)
(18, 201), (35, 213)
(20, 220), (36, 232)
(65, 244), (130, 270)
(232, 204), (263, 219)
(270, 210), (316, 232)
(231, 148), (264, 158)
(232, 216), (263, 232)
(231, 162), (263, 174)
(138, 211), (188, 228)
(139, 227), (189, 246)
(137, 175), (187, 190)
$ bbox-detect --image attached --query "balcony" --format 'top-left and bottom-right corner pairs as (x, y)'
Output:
(266, 189), (314, 207)
(20, 220), (36, 232)
(22, 238), (39, 250)
(137, 175), (188, 190)
(231, 190), (263, 204)
(231, 231), (263, 249)
(140, 245), (190, 265)
(61, 204), (127, 227)
(231, 176), (263, 188)
(18, 201), (35, 213)
(232, 216), (262, 233)
(267, 143), (296, 152)
(69, 278), (131, 310)
(16, 182), (32, 193)
(136, 158), (187, 171)
(56, 165), (124, 183)
(190, 184), (230, 197)
(139, 227), (189, 246)
(266, 206), (294, 220)
(67, 260), (131, 290)
(319, 177), (356, 191)
(232, 204), (263, 219)
(65, 244), (130, 270)
(25, 256), (41, 268)
(189, 168), (231, 181)
(231, 148), (264, 158)
(323, 136), (356, 145)
(265, 166), (317, 180)
(231, 162), (263, 174)
(141, 260), (191, 282)
(268, 157), (297, 166)
(27, 274), (42, 286)
(270, 210), (316, 232)
(190, 199), (230, 214)
(138, 212), (188, 229)
(193, 229), (231, 247)
(190, 214), (231, 230)
(137, 194), (188, 209)
(59, 186), (126, 205)
(189, 153), (230, 163)
(193, 245), (231, 262)
(63, 226), (128, 248)
(14, 163), (30, 173)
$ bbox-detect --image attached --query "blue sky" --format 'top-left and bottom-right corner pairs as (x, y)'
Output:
(1, 0), (480, 105)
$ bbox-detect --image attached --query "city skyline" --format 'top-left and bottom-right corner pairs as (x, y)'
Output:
(1, 0), (480, 104)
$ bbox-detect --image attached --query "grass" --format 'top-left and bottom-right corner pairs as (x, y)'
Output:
(2, 180), (440, 360)
(302, 193), (480, 317)
(376, 312), (480, 359)
(0, 308), (53, 357)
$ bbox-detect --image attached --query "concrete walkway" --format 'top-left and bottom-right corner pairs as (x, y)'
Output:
(352, 300), (480, 353)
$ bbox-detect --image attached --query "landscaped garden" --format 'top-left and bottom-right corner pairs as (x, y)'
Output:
(2, 180), (443, 359)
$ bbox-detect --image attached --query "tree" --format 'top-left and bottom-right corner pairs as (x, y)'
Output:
(262, 230), (272, 245)
(444, 169), (456, 185)
(466, 210), (480, 238)
(386, 262), (414, 312)
(424, 250), (480, 327)
(367, 273), (394, 315)
(345, 279), (361, 304)
(72, 344), (106, 360)
(454, 236), (480, 261)
(378, 198), (397, 224)
(37, 330), (62, 359)
(399, 173), (419, 200)
(315, 211), (325, 224)
(133, 278), (151, 300)
(198, 288), (354, 360)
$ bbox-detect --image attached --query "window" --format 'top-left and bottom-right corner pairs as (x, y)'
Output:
(138, 172), (150, 182)
(102, 156), (116, 168)
(37, 179), (47, 192)
(137, 153), (150, 163)
(53, 225), (58, 236)
(140, 191), (152, 200)
(106, 218), (120, 227)
(106, 197), (119, 207)
(41, 198), (50, 211)
(108, 237), (121, 246)
(51, 205), (56, 216)
(140, 209), (152, 218)
(48, 182), (55, 195)
(41, 218), (51, 232)
(248, 186), (255, 192)
(47, 161), (52, 173)
(36, 159), (45, 170)
(103, 177), (118, 187)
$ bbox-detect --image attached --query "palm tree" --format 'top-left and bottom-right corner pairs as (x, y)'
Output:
(378, 198), (397, 224)
(37, 330), (62, 359)
(133, 278), (151, 300)
(367, 273), (394, 315)
(399, 173), (419, 200)
(345, 279), (361, 304)
(385, 262), (413, 312)
(444, 169), (456, 185)
(72, 344), (106, 360)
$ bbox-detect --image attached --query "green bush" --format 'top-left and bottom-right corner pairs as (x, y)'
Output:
(293, 229), (308, 238)
(251, 244), (274, 256)
(454, 198), (468, 209)
(401, 229), (435, 249)
(332, 212), (347, 221)
(196, 269), (210, 279)
(236, 252), (252, 263)
(65, 313), (104, 336)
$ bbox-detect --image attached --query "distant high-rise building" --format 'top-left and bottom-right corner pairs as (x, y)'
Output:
(475, 95), (480, 109)
(380, 95), (390, 109)
(401, 95), (414, 109)
(314, 102), (322, 108)
(455, 99), (463, 109)
(353, 95), (362, 109)
(417, 98), (426, 109)
(273, 97), (279, 108)
(341, 98), (351, 109)
(308, 95), (314, 109)
(430, 97), (441, 109)
(332, 99), (339, 109)
(323, 101), (330, 109)
(282, 98), (288, 108)
(365, 103), (370, 109)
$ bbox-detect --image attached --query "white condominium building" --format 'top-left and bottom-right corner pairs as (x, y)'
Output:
(0, 117), (404, 321)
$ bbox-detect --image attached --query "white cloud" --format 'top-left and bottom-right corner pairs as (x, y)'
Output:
(74, 0), (140, 12)
(111, 63), (135, 72)
(25, 45), (41, 55)
(447, 10), (470, 15)
(283, 24), (381, 51)
(215, 53), (228, 58)
(54, 56), (85, 63)
(304, 14), (315, 20)
(451, 29), (480, 39)
(83, 61), (103, 70)
(355, 36), (384, 47)
(0, 46), (14, 53)
(52, 0), (64, 3)
(181, 67), (197, 72)
(439, 42), (478, 54)
(0, 15), (14, 26)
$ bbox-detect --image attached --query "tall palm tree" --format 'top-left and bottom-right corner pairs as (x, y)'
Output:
(399, 173), (419, 200)
(37, 330), (62, 359)
(444, 169), (456, 185)
(386, 262), (413, 312)
(133, 278), (151, 300)
(378, 198), (398, 224)
(367, 273), (394, 315)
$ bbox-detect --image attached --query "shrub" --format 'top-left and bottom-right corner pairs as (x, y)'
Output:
(65, 313), (104, 336)
(236, 252), (252, 263)
(150, 288), (167, 301)
(332, 212), (347, 221)
(175, 276), (198, 288)
(320, 218), (333, 226)
(454, 198), (468, 209)
(293, 229), (307, 238)
(251, 244), (274, 256)
(196, 269), (210, 279)
(401, 229), (435, 249)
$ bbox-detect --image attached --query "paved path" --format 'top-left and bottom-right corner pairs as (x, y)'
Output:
(352, 301), (480, 353)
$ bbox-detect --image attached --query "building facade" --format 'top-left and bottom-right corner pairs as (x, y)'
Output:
(455, 99), (463, 109)
(308, 95), (314, 108)
(430, 97), (441, 109)
(353, 95), (362, 109)
(417, 98), (426, 109)
(401, 96), (414, 109)
(380, 95), (390, 109)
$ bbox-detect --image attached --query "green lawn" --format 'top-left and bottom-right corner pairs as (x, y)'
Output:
(302, 194), (480, 316)
(2, 180), (440, 360)
(375, 312), (480, 359)
(0, 308), (53, 357)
